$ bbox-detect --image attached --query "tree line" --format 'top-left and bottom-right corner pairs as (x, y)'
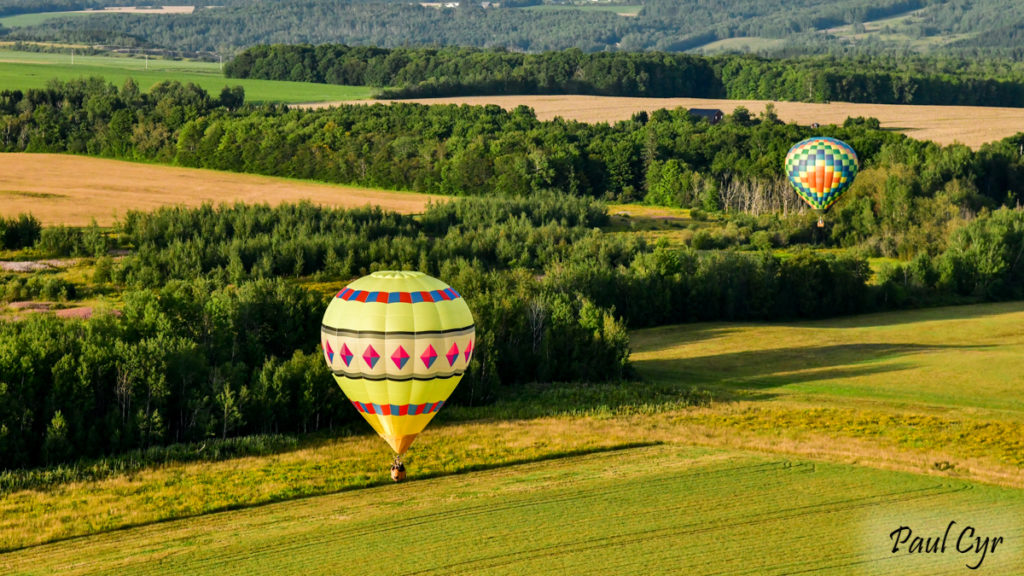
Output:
(225, 44), (1024, 108)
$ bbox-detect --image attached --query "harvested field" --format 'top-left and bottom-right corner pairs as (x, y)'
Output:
(85, 6), (195, 14)
(0, 154), (439, 226)
(309, 95), (1024, 149)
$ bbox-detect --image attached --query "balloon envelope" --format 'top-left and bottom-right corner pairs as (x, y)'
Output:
(784, 137), (859, 212)
(321, 271), (474, 455)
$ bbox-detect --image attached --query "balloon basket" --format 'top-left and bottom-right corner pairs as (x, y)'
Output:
(390, 457), (407, 483)
(816, 217), (825, 228)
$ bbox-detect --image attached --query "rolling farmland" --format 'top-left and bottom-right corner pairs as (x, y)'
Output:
(3, 41), (1024, 574)
(0, 154), (438, 225)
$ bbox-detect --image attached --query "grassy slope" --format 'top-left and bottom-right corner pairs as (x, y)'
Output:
(3, 302), (1024, 570)
(3, 445), (1022, 575)
(0, 49), (374, 103)
(632, 301), (1024, 413)
(633, 301), (1024, 485)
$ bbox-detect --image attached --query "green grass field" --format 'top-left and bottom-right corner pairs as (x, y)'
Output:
(3, 302), (1024, 573)
(0, 49), (375, 103)
(3, 445), (1022, 575)
(0, 11), (95, 28)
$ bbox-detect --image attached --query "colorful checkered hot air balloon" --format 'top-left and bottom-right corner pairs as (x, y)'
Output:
(784, 137), (859, 226)
(321, 271), (474, 480)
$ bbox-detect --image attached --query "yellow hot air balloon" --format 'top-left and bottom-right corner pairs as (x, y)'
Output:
(320, 271), (475, 480)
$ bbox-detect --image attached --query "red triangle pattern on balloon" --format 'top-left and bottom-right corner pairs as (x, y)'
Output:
(446, 343), (460, 367)
(363, 345), (380, 369)
(329, 340), (474, 372)
(421, 344), (437, 369)
(392, 346), (410, 369)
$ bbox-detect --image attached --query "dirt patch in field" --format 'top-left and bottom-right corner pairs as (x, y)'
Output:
(84, 6), (195, 14)
(5, 301), (120, 320)
(0, 154), (439, 226)
(54, 306), (95, 319)
(0, 259), (77, 272)
(7, 301), (53, 311)
(307, 95), (1024, 149)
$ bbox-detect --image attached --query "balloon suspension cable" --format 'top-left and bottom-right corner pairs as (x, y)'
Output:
(393, 454), (403, 468)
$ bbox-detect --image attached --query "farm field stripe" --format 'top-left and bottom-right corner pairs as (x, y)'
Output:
(0, 153), (439, 226)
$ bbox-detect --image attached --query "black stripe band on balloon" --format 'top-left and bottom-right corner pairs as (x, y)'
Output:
(330, 369), (467, 382)
(320, 324), (476, 338)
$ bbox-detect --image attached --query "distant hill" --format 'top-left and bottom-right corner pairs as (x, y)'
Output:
(3, 0), (1024, 59)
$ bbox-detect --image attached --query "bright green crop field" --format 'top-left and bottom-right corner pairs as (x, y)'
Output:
(3, 445), (1022, 575)
(3, 302), (1024, 573)
(0, 49), (374, 103)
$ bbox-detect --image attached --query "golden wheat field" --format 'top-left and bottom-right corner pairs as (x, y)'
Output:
(312, 95), (1024, 149)
(0, 154), (438, 226)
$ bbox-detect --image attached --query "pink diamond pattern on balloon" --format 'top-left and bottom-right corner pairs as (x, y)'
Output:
(340, 343), (353, 367)
(464, 339), (473, 362)
(324, 340), (334, 364)
(363, 344), (379, 369)
(392, 345), (410, 369)
(446, 342), (460, 367)
(421, 344), (437, 369)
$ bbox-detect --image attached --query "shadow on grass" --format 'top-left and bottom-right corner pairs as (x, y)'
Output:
(633, 341), (992, 403)
(631, 301), (1024, 357)
(782, 300), (1024, 329)
(3, 441), (660, 554)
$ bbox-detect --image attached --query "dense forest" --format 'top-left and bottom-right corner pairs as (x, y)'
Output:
(227, 45), (1024, 107)
(3, 76), (1024, 258)
(6, 189), (1024, 470)
(4, 0), (1024, 59)
(4, 192), (1024, 470)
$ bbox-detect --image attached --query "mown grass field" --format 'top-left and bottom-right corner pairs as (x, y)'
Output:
(3, 445), (1022, 575)
(0, 49), (375, 103)
(3, 302), (1024, 573)
(0, 154), (438, 226)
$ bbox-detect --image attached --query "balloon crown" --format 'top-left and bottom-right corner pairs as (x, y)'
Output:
(370, 270), (426, 280)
